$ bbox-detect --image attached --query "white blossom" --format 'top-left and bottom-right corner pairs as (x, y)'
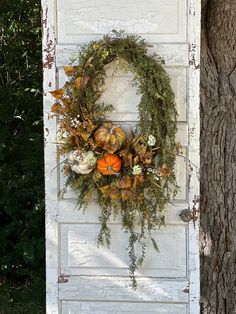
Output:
(132, 165), (142, 175)
(70, 115), (81, 128)
(147, 135), (156, 146)
(147, 168), (160, 180)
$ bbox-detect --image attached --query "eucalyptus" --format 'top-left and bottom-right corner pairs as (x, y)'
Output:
(51, 30), (178, 289)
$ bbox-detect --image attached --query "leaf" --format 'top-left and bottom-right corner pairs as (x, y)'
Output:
(143, 151), (153, 164)
(133, 156), (139, 164)
(76, 120), (96, 141)
(118, 176), (132, 188)
(51, 103), (62, 113)
(83, 120), (96, 133)
(93, 170), (102, 182)
(64, 66), (74, 76)
(176, 142), (183, 154)
(61, 97), (72, 107)
(75, 76), (90, 89)
(99, 186), (120, 200)
(159, 164), (171, 177)
(78, 130), (91, 141)
(75, 77), (82, 89)
(50, 89), (64, 99)
(84, 187), (93, 202)
(109, 187), (121, 200)
(119, 150), (133, 167)
(99, 185), (110, 194)
(133, 174), (144, 189)
(135, 144), (147, 157)
(121, 190), (134, 201)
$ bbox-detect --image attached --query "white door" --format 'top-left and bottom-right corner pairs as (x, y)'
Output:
(43, 0), (201, 313)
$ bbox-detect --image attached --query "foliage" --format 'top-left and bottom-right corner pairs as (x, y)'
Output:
(0, 0), (45, 311)
(0, 277), (44, 314)
(52, 31), (179, 288)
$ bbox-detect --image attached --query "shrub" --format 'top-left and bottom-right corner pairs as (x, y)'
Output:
(0, 0), (45, 312)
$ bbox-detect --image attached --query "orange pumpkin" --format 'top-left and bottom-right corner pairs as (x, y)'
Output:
(97, 154), (122, 175)
(94, 122), (126, 153)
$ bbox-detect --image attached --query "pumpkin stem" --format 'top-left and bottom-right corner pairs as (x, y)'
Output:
(109, 126), (115, 134)
(107, 166), (114, 173)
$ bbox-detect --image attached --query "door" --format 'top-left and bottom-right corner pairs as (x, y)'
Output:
(42, 0), (201, 313)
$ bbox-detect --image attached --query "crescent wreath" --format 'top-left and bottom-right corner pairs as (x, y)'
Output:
(50, 30), (179, 288)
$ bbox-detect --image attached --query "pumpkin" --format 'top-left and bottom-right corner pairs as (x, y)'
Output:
(69, 150), (97, 174)
(94, 122), (126, 153)
(97, 153), (122, 175)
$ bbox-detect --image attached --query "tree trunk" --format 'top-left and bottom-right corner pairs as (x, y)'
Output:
(200, 0), (236, 313)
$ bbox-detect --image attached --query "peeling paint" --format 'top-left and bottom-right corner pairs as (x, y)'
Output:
(41, 5), (48, 28)
(189, 8), (196, 16)
(191, 195), (200, 228)
(42, 5), (55, 69)
(45, 127), (49, 137)
(43, 31), (55, 69)
(189, 127), (195, 137)
(189, 43), (200, 70)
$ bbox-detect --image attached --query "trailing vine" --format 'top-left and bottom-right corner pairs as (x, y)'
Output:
(51, 30), (179, 288)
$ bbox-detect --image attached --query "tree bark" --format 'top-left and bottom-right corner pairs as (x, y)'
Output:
(200, 0), (236, 313)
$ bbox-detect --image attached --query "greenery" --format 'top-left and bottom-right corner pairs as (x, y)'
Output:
(52, 31), (178, 288)
(0, 0), (45, 312)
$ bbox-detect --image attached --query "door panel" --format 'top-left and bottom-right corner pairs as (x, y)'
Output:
(43, 0), (200, 312)
(57, 0), (187, 43)
(59, 277), (188, 303)
(60, 223), (187, 277)
(61, 301), (187, 314)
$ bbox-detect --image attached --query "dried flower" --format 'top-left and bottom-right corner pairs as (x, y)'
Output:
(93, 43), (100, 50)
(147, 135), (156, 146)
(132, 165), (142, 175)
(159, 164), (171, 177)
(86, 151), (97, 166)
(56, 129), (69, 144)
(148, 168), (160, 180)
(70, 115), (81, 128)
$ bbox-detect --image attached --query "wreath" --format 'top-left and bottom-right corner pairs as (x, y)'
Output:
(51, 30), (179, 288)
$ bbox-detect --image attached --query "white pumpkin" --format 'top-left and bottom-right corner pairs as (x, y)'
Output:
(69, 150), (97, 175)
(68, 150), (79, 163)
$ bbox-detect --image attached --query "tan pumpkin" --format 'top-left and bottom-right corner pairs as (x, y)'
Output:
(97, 154), (122, 175)
(94, 122), (126, 153)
